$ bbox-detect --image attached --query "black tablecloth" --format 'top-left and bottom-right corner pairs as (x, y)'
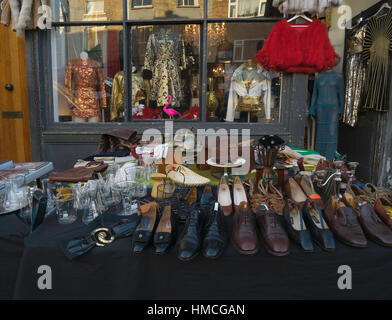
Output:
(0, 213), (29, 299)
(11, 211), (392, 300)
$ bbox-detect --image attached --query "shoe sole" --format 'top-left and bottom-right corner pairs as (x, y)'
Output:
(364, 232), (392, 248)
(231, 239), (259, 256)
(260, 237), (290, 257)
(312, 238), (335, 252)
(335, 236), (367, 248)
(177, 250), (200, 262)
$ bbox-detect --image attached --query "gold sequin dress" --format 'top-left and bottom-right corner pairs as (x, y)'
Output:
(343, 25), (366, 127)
(143, 28), (187, 108)
(65, 58), (107, 119)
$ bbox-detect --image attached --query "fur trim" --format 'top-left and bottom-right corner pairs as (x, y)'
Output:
(14, 0), (33, 35)
(9, 0), (20, 31)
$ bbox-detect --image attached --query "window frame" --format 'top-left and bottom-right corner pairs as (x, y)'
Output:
(42, 0), (294, 136)
(178, 0), (200, 8)
(131, 0), (153, 9)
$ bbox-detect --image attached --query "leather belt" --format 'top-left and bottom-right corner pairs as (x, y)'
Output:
(61, 214), (141, 260)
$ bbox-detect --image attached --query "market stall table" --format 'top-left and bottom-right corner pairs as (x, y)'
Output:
(0, 212), (30, 299)
(12, 211), (392, 299)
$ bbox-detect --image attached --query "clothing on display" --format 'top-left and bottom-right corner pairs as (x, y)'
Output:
(272, 0), (342, 15)
(226, 62), (272, 122)
(309, 71), (345, 160)
(256, 19), (338, 74)
(110, 71), (144, 121)
(362, 8), (392, 112)
(142, 27), (187, 108)
(65, 58), (107, 119)
(343, 25), (367, 127)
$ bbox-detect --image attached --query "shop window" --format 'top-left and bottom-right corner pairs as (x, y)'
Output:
(207, 22), (281, 123)
(130, 24), (200, 120)
(51, 26), (123, 123)
(49, 0), (284, 126)
(53, 0), (123, 22)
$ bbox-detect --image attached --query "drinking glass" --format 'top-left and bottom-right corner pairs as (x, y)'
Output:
(81, 196), (100, 225)
(42, 179), (57, 211)
(135, 166), (147, 198)
(98, 183), (122, 214)
(56, 193), (77, 224)
(112, 181), (138, 216)
(0, 179), (10, 209)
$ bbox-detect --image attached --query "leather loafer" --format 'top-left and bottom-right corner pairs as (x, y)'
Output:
(232, 202), (259, 255)
(374, 198), (392, 229)
(255, 204), (290, 256)
(358, 203), (392, 247)
(177, 208), (203, 261)
(324, 196), (367, 248)
(202, 202), (227, 259)
(132, 205), (157, 253)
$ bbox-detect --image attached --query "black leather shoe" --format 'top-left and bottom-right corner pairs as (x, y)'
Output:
(153, 205), (173, 254)
(283, 199), (314, 252)
(177, 207), (203, 261)
(202, 202), (227, 259)
(132, 205), (157, 253)
(303, 199), (335, 251)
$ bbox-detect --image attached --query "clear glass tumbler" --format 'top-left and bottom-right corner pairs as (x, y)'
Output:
(56, 193), (77, 224)
(135, 166), (147, 198)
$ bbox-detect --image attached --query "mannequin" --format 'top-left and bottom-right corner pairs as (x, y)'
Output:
(309, 59), (344, 160)
(65, 51), (107, 122)
(226, 59), (272, 122)
(110, 68), (144, 121)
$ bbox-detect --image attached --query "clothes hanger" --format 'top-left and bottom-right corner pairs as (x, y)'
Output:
(375, 1), (391, 17)
(287, 14), (313, 28)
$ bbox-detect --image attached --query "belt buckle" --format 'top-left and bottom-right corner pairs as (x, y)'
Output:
(91, 228), (115, 247)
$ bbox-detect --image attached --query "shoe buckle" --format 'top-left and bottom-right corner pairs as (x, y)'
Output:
(91, 228), (115, 247)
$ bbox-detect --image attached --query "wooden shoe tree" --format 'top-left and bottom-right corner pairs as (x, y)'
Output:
(289, 178), (307, 203)
(156, 206), (172, 233)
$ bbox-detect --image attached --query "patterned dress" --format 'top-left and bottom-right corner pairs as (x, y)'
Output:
(143, 28), (187, 108)
(65, 58), (107, 119)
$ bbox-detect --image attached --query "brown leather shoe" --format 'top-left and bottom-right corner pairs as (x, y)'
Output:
(233, 176), (248, 213)
(374, 198), (392, 229)
(217, 176), (232, 216)
(324, 196), (367, 248)
(232, 202), (258, 255)
(358, 203), (392, 247)
(255, 204), (289, 256)
(285, 178), (307, 209)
